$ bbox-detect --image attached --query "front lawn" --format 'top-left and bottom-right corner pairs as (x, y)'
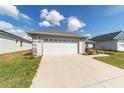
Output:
(0, 50), (41, 88)
(94, 50), (124, 70)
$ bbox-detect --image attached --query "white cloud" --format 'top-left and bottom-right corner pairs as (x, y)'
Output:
(20, 13), (31, 20)
(45, 10), (65, 26)
(0, 5), (31, 20)
(39, 9), (87, 33)
(0, 21), (31, 40)
(40, 9), (48, 18)
(23, 34), (32, 40)
(9, 29), (31, 40)
(86, 33), (91, 37)
(67, 16), (86, 32)
(85, 33), (92, 38)
(0, 5), (19, 19)
(80, 29), (85, 32)
(0, 21), (14, 30)
(40, 9), (65, 27)
(39, 21), (52, 27)
(9, 29), (26, 37)
(106, 6), (124, 16)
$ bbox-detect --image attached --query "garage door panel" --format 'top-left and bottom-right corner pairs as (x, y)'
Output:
(118, 43), (124, 51)
(43, 42), (78, 55)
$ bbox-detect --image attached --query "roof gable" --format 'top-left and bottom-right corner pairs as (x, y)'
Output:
(91, 31), (121, 41)
(114, 31), (124, 40)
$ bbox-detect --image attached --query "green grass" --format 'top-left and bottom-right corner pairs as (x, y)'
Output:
(94, 50), (124, 70)
(0, 50), (41, 88)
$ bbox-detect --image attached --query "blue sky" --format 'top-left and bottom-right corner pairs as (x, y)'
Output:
(1, 5), (124, 39)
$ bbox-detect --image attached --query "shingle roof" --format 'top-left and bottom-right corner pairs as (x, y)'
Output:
(85, 40), (95, 43)
(27, 30), (88, 38)
(0, 30), (32, 43)
(91, 31), (121, 41)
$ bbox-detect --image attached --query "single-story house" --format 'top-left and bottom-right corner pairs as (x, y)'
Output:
(91, 31), (124, 51)
(85, 40), (95, 48)
(0, 30), (32, 54)
(28, 31), (88, 56)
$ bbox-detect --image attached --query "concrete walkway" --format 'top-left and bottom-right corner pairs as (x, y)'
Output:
(31, 54), (124, 88)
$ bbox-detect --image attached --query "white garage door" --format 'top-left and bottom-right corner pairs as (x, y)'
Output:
(43, 42), (78, 55)
(118, 44), (124, 51)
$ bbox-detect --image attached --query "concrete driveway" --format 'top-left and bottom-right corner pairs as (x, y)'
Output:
(31, 54), (124, 88)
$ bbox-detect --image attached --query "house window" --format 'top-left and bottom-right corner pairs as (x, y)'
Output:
(39, 36), (41, 39)
(20, 41), (23, 47)
(59, 39), (62, 42)
(49, 39), (53, 42)
(73, 40), (76, 42)
(54, 39), (58, 42)
(32, 36), (35, 38)
(44, 38), (48, 42)
(63, 39), (66, 42)
(71, 40), (74, 42)
(67, 40), (70, 42)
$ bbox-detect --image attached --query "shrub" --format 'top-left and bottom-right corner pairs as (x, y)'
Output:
(85, 48), (96, 55)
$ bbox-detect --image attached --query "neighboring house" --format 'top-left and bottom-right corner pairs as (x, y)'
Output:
(85, 40), (95, 48)
(0, 30), (32, 54)
(28, 31), (88, 56)
(91, 31), (124, 51)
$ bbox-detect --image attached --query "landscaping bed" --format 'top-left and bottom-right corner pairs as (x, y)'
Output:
(94, 50), (124, 70)
(0, 50), (41, 88)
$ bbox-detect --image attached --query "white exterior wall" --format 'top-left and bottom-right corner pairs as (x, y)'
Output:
(37, 40), (43, 56)
(0, 34), (32, 54)
(79, 40), (85, 54)
(32, 39), (38, 56)
(95, 41), (117, 51)
(32, 36), (43, 56)
(117, 41), (124, 51)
